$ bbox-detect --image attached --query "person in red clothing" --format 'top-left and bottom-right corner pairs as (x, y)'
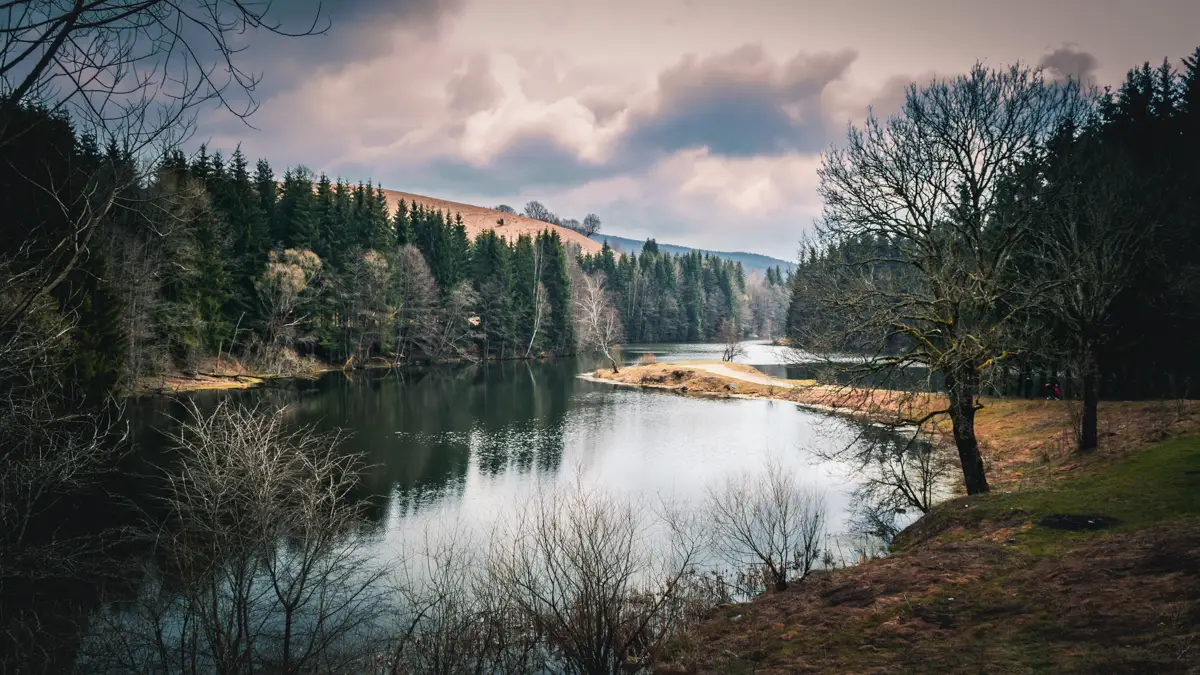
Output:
(1053, 383), (1063, 400)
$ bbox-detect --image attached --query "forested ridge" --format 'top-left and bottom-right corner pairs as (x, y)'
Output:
(1, 105), (792, 400)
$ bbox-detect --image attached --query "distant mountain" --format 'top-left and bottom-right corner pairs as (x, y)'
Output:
(590, 234), (795, 278)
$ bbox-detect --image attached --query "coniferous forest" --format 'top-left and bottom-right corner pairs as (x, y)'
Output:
(785, 50), (1200, 403)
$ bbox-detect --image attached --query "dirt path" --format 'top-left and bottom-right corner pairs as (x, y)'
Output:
(688, 362), (795, 388)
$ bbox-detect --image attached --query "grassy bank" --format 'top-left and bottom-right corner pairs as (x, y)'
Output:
(586, 364), (1200, 673)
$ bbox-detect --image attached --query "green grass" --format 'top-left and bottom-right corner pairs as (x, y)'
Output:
(898, 433), (1200, 555)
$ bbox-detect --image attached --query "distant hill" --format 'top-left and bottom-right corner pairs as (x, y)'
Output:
(377, 189), (602, 255)
(590, 234), (795, 278)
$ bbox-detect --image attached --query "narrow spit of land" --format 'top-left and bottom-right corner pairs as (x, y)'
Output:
(584, 362), (1200, 673)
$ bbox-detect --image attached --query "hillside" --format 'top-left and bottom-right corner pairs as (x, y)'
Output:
(378, 189), (601, 255)
(590, 233), (795, 277)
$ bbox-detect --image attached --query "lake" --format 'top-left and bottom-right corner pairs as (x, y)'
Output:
(8, 341), (929, 671)
(126, 342), (879, 562)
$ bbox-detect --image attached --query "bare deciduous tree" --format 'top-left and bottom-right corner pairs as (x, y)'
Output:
(523, 200), (555, 224)
(813, 63), (1087, 494)
(574, 272), (622, 373)
(490, 482), (704, 675)
(255, 248), (322, 370)
(580, 213), (602, 238)
(1027, 131), (1152, 452)
(427, 282), (482, 363)
(719, 319), (745, 362)
(390, 244), (439, 365)
(706, 457), (827, 592)
(81, 400), (384, 674)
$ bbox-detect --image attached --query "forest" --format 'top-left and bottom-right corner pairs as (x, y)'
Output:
(579, 240), (790, 344)
(783, 49), (1200, 493)
(0, 108), (786, 402)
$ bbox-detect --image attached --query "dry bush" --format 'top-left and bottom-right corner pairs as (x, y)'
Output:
(707, 457), (827, 593)
(490, 480), (705, 674)
(80, 401), (385, 674)
(637, 352), (658, 366)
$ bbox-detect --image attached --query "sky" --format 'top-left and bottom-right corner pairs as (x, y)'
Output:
(196, 0), (1200, 258)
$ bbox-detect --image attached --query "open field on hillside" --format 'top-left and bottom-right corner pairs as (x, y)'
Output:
(379, 189), (602, 254)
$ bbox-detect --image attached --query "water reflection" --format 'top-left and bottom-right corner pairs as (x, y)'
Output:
(136, 354), (876, 556)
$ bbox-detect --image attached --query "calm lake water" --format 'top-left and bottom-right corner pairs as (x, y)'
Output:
(126, 342), (884, 562)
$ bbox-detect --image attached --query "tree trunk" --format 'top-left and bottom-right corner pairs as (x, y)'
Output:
(1079, 359), (1099, 453)
(946, 372), (989, 495)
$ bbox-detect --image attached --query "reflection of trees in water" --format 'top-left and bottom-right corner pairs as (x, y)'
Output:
(837, 420), (955, 545)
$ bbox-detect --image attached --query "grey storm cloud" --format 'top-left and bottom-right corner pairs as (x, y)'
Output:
(1039, 44), (1100, 84)
(403, 45), (862, 196)
(624, 45), (858, 156)
(413, 137), (635, 197)
(234, 0), (465, 97)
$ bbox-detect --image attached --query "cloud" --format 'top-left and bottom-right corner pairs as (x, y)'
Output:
(626, 45), (858, 156)
(1039, 43), (1099, 84)
(230, 0), (467, 100)
(446, 54), (502, 112)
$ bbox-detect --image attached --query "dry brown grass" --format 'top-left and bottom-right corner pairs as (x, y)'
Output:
(655, 518), (1200, 674)
(379, 189), (602, 255)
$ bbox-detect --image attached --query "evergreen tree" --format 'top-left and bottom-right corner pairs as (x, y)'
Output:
(394, 199), (412, 246)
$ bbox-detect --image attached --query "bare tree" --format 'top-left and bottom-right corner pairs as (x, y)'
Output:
(523, 236), (550, 359)
(574, 272), (622, 373)
(255, 248), (322, 370)
(812, 63), (1086, 494)
(493, 204), (516, 214)
(1, 1), (326, 153)
(490, 481), (704, 675)
(580, 213), (602, 238)
(390, 244), (439, 365)
(718, 319), (745, 362)
(426, 282), (481, 363)
(81, 400), (385, 674)
(341, 250), (392, 367)
(706, 457), (827, 592)
(1027, 131), (1153, 452)
(522, 200), (554, 224)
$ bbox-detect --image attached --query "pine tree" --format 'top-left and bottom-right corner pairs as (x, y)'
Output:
(394, 198), (412, 246)
(254, 159), (278, 245)
(275, 167), (318, 249)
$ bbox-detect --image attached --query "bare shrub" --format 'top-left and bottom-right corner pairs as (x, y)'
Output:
(378, 524), (544, 675)
(636, 352), (658, 366)
(706, 457), (827, 592)
(490, 481), (704, 674)
(81, 401), (384, 674)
